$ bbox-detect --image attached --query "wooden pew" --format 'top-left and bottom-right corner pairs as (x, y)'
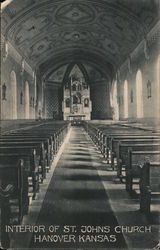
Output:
(98, 134), (159, 164)
(103, 134), (155, 160)
(5, 123), (69, 156)
(139, 161), (160, 215)
(0, 159), (28, 224)
(0, 137), (52, 171)
(85, 122), (157, 161)
(118, 147), (160, 193)
(88, 126), (98, 145)
(110, 138), (160, 169)
(0, 184), (14, 248)
(0, 122), (69, 234)
(87, 121), (160, 135)
(117, 143), (160, 177)
(1, 131), (60, 161)
(100, 132), (156, 158)
(0, 123), (69, 184)
(0, 152), (39, 200)
(120, 122), (160, 133)
(0, 144), (46, 183)
(0, 119), (43, 135)
(104, 135), (158, 163)
(85, 122), (160, 212)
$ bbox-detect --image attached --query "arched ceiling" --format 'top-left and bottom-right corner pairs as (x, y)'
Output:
(46, 62), (107, 85)
(2, 0), (160, 81)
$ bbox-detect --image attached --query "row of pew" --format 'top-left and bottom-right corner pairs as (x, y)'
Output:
(83, 122), (160, 217)
(0, 121), (70, 248)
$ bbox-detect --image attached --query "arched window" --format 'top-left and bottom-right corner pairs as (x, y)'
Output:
(112, 80), (119, 120)
(65, 98), (70, 107)
(147, 80), (151, 98)
(124, 80), (128, 118)
(10, 71), (17, 119)
(110, 91), (113, 108)
(136, 70), (143, 118)
(25, 81), (30, 119)
(157, 55), (160, 118)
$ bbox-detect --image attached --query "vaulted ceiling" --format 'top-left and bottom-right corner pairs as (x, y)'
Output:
(2, 0), (160, 81)
(46, 62), (106, 85)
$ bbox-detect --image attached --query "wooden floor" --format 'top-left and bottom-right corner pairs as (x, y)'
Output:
(10, 126), (159, 250)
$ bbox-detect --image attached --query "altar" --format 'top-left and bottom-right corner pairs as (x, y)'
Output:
(62, 65), (92, 121)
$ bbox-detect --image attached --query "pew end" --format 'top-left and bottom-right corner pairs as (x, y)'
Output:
(139, 161), (160, 216)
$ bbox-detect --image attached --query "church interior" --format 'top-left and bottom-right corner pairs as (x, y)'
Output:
(0, 0), (160, 249)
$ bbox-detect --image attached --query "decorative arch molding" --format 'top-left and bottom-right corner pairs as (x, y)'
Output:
(62, 62), (90, 86)
(124, 80), (128, 119)
(25, 81), (30, 119)
(10, 70), (17, 119)
(111, 80), (119, 121)
(44, 59), (110, 85)
(157, 54), (160, 94)
(40, 49), (113, 81)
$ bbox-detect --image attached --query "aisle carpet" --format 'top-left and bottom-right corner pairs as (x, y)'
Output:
(30, 127), (127, 249)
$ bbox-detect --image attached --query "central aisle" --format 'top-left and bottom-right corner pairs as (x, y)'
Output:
(30, 127), (127, 249)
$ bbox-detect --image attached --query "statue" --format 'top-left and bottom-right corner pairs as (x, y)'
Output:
(20, 91), (23, 104)
(2, 83), (7, 100)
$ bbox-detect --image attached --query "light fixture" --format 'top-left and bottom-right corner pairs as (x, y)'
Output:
(73, 33), (80, 40)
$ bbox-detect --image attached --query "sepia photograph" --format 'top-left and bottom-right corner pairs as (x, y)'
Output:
(0, 0), (160, 249)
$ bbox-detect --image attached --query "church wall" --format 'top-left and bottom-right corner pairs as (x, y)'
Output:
(91, 81), (111, 119)
(118, 36), (160, 124)
(1, 25), (159, 123)
(1, 53), (35, 120)
(44, 86), (62, 119)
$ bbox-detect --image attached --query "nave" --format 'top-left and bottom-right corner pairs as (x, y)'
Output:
(29, 127), (126, 249)
(1, 122), (159, 250)
(1, 1), (160, 249)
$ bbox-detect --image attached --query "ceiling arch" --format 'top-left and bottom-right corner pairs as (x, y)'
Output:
(41, 49), (113, 82)
(45, 61), (109, 90)
(2, 0), (159, 81)
(62, 63), (90, 86)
